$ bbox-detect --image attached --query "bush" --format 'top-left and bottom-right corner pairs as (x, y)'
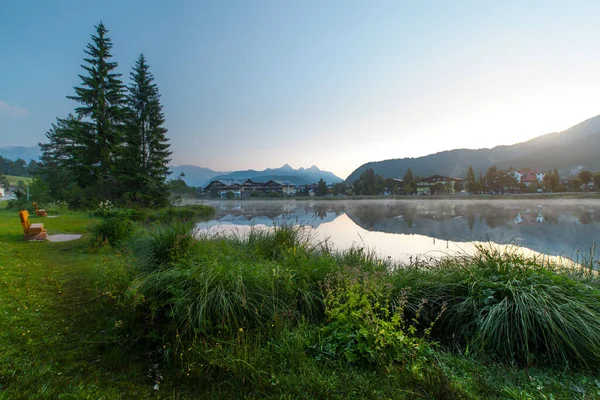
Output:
(90, 209), (135, 248)
(317, 266), (441, 366)
(6, 189), (31, 211)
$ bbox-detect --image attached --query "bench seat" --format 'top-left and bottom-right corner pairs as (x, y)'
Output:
(18, 210), (47, 241)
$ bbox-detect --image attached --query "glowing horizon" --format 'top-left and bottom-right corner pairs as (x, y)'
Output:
(3, 1), (600, 180)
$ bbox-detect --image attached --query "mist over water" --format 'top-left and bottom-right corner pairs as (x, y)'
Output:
(194, 199), (600, 266)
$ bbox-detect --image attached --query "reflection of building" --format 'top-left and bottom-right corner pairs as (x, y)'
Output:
(514, 212), (545, 225)
(204, 179), (296, 197)
(415, 175), (462, 195)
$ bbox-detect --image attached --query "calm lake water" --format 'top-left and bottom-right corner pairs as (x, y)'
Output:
(194, 199), (600, 266)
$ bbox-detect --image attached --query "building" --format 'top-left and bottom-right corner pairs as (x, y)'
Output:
(513, 169), (545, 187)
(204, 179), (296, 197)
(415, 175), (462, 195)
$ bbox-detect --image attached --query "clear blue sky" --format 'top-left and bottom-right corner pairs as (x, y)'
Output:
(2, 0), (600, 179)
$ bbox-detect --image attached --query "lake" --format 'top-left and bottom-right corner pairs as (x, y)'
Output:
(194, 199), (600, 266)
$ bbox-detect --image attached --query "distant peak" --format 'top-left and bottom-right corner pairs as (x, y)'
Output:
(280, 163), (294, 170)
(309, 165), (320, 171)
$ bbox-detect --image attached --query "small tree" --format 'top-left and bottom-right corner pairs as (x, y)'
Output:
(578, 170), (592, 191)
(0, 172), (9, 193)
(465, 165), (476, 193)
(317, 178), (328, 196)
(543, 174), (558, 192)
(593, 173), (600, 191)
(403, 168), (414, 185)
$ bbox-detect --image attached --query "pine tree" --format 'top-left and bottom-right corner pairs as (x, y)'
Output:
(38, 116), (79, 198)
(465, 165), (476, 193)
(403, 168), (414, 184)
(121, 53), (172, 206)
(67, 22), (126, 191)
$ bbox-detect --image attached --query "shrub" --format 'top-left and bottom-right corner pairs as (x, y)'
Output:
(90, 209), (135, 248)
(6, 189), (31, 211)
(317, 266), (441, 366)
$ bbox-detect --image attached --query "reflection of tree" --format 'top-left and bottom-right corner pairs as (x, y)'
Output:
(578, 210), (593, 225)
(467, 212), (475, 231)
(484, 210), (500, 229)
(543, 211), (558, 225)
(405, 213), (414, 228)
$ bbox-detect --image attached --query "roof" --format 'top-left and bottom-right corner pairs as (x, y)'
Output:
(416, 175), (462, 183)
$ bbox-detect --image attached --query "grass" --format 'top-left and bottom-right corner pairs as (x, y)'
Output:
(4, 175), (33, 186)
(1, 204), (600, 398)
(390, 247), (600, 367)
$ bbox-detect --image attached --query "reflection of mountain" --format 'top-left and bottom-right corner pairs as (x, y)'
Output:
(198, 200), (343, 228)
(196, 200), (600, 262)
(344, 203), (600, 261)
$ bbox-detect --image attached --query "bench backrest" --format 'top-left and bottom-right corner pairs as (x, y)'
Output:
(33, 202), (39, 213)
(18, 210), (31, 233)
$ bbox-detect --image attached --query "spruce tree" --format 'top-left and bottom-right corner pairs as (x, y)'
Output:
(121, 53), (171, 206)
(38, 116), (78, 198)
(67, 22), (126, 191)
(466, 165), (476, 193)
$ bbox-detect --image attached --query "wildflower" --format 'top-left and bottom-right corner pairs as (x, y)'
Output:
(239, 327), (244, 333)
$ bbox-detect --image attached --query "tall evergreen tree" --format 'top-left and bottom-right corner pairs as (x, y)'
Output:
(38, 116), (79, 198)
(465, 165), (476, 193)
(403, 168), (414, 184)
(67, 22), (126, 190)
(120, 53), (172, 205)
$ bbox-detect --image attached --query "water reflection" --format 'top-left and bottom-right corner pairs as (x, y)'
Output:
(195, 199), (600, 265)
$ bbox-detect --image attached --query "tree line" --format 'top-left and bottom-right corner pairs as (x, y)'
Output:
(36, 22), (171, 208)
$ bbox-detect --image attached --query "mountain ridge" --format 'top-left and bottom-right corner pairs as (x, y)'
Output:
(345, 114), (600, 182)
(170, 164), (343, 187)
(208, 164), (343, 187)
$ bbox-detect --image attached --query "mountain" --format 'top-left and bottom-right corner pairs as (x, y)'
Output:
(345, 114), (600, 182)
(208, 164), (343, 187)
(169, 165), (225, 187)
(0, 146), (40, 161)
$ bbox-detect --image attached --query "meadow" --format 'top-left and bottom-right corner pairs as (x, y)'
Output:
(1, 201), (600, 399)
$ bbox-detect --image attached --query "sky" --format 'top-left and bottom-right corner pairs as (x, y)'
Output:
(2, 0), (600, 179)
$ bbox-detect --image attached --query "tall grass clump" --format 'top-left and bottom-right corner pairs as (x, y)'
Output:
(129, 224), (329, 342)
(393, 246), (600, 368)
(245, 223), (314, 261)
(130, 221), (197, 274)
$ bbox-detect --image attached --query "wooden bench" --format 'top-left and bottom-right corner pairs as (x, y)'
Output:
(18, 210), (47, 241)
(33, 202), (48, 217)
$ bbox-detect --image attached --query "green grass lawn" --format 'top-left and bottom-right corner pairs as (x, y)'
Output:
(1, 204), (600, 399)
(4, 175), (33, 186)
(0, 206), (157, 398)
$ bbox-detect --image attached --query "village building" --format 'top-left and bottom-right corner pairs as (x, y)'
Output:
(512, 169), (545, 187)
(415, 175), (462, 195)
(204, 179), (297, 198)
